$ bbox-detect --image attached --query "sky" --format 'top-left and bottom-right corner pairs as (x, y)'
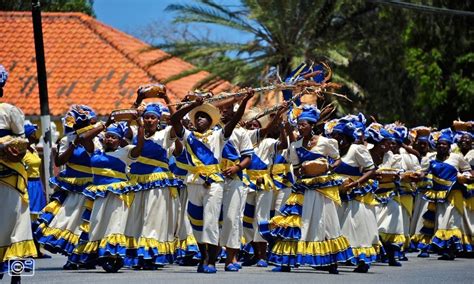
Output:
(93, 0), (252, 44)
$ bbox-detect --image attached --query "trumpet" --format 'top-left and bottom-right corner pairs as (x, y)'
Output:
(250, 82), (342, 121)
(168, 69), (326, 108)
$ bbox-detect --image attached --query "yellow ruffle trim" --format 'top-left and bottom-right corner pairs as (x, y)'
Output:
(42, 200), (62, 215)
(270, 215), (301, 228)
(55, 176), (92, 186)
(379, 232), (406, 244)
(272, 236), (352, 256)
(176, 235), (198, 250)
(128, 172), (176, 184)
(77, 234), (177, 254)
(0, 240), (37, 261)
(424, 190), (448, 201)
(352, 246), (378, 258)
(434, 229), (462, 241)
(37, 223), (80, 246)
(411, 234), (432, 245)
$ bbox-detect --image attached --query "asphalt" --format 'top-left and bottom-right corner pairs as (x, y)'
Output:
(3, 252), (473, 284)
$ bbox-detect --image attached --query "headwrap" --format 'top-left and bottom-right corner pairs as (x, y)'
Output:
(296, 104), (320, 123)
(143, 103), (163, 118)
(324, 119), (339, 137)
(105, 123), (125, 139)
(385, 123), (408, 144)
(334, 113), (366, 140)
(365, 123), (384, 143)
(24, 123), (38, 138)
(453, 131), (473, 144)
(62, 105), (96, 134)
(437, 128), (454, 145)
(0, 64), (8, 87)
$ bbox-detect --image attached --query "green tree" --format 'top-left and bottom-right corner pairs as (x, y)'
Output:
(150, 0), (373, 103)
(0, 0), (95, 17)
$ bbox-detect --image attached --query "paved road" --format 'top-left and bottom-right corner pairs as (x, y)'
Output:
(3, 252), (473, 284)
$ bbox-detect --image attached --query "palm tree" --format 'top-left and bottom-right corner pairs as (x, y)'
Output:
(146, 0), (377, 108)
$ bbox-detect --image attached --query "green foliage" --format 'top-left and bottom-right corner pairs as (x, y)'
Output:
(0, 0), (95, 17)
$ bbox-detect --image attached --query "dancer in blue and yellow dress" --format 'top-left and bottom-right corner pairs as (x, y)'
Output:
(331, 115), (379, 273)
(0, 67), (37, 282)
(23, 123), (49, 258)
(34, 105), (100, 270)
(127, 102), (181, 268)
(422, 129), (473, 260)
(73, 119), (144, 272)
(260, 105), (352, 274)
(367, 123), (409, 266)
(409, 126), (434, 257)
(170, 93), (251, 273)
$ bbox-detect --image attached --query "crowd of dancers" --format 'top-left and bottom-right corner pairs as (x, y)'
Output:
(0, 64), (473, 282)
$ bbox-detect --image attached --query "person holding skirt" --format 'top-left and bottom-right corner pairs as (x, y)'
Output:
(331, 115), (379, 273)
(422, 129), (473, 260)
(72, 119), (144, 272)
(23, 123), (48, 258)
(260, 105), (352, 274)
(0, 76), (37, 283)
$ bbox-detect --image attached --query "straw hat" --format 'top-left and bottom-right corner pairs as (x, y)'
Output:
(188, 103), (222, 129)
(243, 107), (270, 128)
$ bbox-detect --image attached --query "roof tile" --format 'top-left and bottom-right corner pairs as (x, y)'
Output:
(0, 11), (231, 116)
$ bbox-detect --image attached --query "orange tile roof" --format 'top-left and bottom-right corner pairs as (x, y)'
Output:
(0, 11), (232, 116)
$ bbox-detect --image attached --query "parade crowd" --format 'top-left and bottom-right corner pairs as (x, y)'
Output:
(0, 64), (473, 282)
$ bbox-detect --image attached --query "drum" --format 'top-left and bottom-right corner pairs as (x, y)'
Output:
(302, 159), (328, 176)
(137, 84), (166, 98)
(110, 109), (138, 122)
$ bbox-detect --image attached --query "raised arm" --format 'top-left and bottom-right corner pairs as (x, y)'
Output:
(130, 116), (145, 158)
(277, 120), (289, 151)
(170, 97), (203, 138)
(259, 102), (289, 138)
(223, 91), (254, 139)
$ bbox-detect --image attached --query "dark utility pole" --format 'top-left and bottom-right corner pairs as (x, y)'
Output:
(31, 0), (53, 199)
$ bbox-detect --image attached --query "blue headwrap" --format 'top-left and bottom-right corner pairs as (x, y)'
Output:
(365, 123), (385, 143)
(332, 121), (358, 140)
(296, 105), (320, 123)
(105, 123), (125, 139)
(0, 65), (8, 88)
(334, 113), (366, 140)
(437, 128), (453, 144)
(385, 124), (408, 144)
(143, 103), (163, 118)
(24, 123), (38, 138)
(62, 105), (96, 134)
(454, 131), (473, 144)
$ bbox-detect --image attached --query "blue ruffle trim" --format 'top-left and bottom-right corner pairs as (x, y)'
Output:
(34, 229), (77, 256)
(175, 245), (199, 259)
(132, 178), (181, 192)
(259, 221), (301, 242)
(268, 246), (354, 267)
(49, 177), (90, 194)
(341, 181), (378, 202)
(350, 252), (377, 265)
(431, 236), (463, 252)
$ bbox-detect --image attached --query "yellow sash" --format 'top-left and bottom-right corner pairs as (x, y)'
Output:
(246, 169), (275, 191)
(0, 159), (29, 203)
